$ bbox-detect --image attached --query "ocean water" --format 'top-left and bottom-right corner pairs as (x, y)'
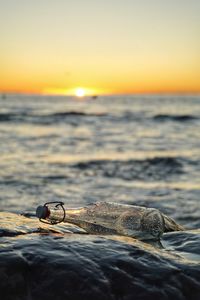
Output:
(0, 94), (200, 299)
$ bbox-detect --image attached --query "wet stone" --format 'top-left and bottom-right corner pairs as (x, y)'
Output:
(0, 212), (200, 300)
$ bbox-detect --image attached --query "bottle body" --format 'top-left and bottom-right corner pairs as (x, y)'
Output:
(37, 202), (165, 240)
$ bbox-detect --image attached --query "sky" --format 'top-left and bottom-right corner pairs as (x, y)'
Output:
(0, 0), (200, 95)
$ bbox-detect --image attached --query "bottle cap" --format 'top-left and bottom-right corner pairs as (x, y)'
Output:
(36, 205), (49, 219)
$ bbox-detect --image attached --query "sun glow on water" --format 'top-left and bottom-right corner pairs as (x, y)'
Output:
(75, 88), (85, 97)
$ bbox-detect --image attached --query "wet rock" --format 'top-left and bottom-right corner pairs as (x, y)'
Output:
(0, 212), (200, 300)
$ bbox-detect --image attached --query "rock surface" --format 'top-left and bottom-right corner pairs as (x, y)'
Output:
(0, 212), (200, 300)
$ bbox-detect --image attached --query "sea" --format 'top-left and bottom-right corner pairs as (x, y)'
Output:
(0, 94), (200, 300)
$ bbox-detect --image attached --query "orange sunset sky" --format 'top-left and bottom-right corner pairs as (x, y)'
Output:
(0, 0), (200, 96)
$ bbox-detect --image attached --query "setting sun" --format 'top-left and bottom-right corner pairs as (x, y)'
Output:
(75, 88), (85, 97)
(0, 1), (199, 95)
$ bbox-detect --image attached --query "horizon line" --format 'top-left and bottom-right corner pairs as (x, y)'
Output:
(1, 90), (200, 97)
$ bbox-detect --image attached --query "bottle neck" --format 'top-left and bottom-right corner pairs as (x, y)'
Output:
(49, 207), (86, 223)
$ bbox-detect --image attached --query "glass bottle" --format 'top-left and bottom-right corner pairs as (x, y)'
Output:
(36, 201), (166, 240)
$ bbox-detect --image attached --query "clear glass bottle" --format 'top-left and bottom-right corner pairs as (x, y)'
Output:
(36, 201), (166, 240)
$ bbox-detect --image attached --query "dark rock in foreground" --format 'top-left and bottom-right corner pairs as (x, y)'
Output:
(0, 212), (200, 300)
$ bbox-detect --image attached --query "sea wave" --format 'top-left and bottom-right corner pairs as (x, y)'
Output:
(0, 111), (107, 124)
(153, 114), (198, 122)
(72, 157), (183, 181)
(1, 111), (199, 125)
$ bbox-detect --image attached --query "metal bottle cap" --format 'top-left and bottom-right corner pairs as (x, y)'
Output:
(36, 205), (48, 219)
